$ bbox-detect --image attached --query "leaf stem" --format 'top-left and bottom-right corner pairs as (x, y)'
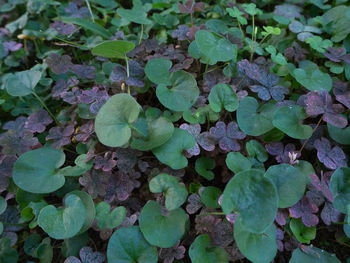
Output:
(138, 24), (144, 45)
(203, 63), (209, 83)
(40, 30), (86, 48)
(32, 92), (60, 126)
(85, 0), (95, 22)
(250, 15), (255, 61)
(125, 55), (130, 94)
(298, 114), (323, 154)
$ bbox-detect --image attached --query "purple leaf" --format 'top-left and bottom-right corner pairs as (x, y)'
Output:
(110, 30), (125, 40)
(114, 148), (141, 173)
(24, 110), (53, 133)
(186, 194), (202, 214)
(321, 202), (341, 225)
(79, 246), (105, 263)
(333, 80), (350, 109)
(209, 121), (245, 152)
(179, 123), (201, 157)
(64, 256), (81, 263)
(79, 170), (109, 199)
(61, 87), (82, 105)
(308, 172), (333, 202)
(75, 121), (94, 144)
(159, 241), (186, 263)
(3, 41), (22, 52)
(197, 132), (216, 152)
(50, 21), (77, 35)
(274, 4), (302, 19)
(314, 137), (347, 170)
(289, 196), (319, 227)
(172, 25), (191, 41)
(110, 66), (126, 82)
(64, 3), (90, 18)
(46, 124), (74, 149)
(284, 42), (308, 63)
(94, 152), (117, 172)
(45, 53), (72, 75)
(71, 65), (96, 79)
(0, 130), (38, 155)
(323, 47), (350, 64)
(265, 142), (299, 164)
(275, 210), (288, 226)
(3, 116), (27, 134)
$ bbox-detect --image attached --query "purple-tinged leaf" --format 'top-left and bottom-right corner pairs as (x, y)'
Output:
(172, 25), (191, 41)
(321, 202), (341, 225)
(0, 155), (16, 178)
(24, 110), (53, 133)
(209, 121), (245, 152)
(308, 173), (333, 202)
(71, 65), (96, 79)
(178, 0), (204, 14)
(94, 152), (117, 172)
(323, 47), (346, 63)
(52, 79), (69, 98)
(275, 209), (289, 226)
(266, 142), (299, 164)
(284, 42), (308, 63)
(0, 130), (39, 155)
(159, 241), (186, 263)
(276, 228), (284, 251)
(306, 190), (324, 207)
(314, 137), (347, 170)
(289, 196), (319, 227)
(3, 41), (22, 52)
(64, 256), (81, 263)
(114, 148), (141, 173)
(197, 132), (216, 152)
(46, 124), (74, 148)
(186, 194), (202, 214)
(110, 66), (126, 82)
(333, 80), (350, 109)
(45, 53), (72, 75)
(61, 87), (82, 105)
(3, 116), (27, 134)
(274, 4), (302, 19)
(75, 121), (94, 144)
(179, 123), (201, 157)
(79, 170), (109, 199)
(64, 3), (90, 18)
(0, 206), (23, 232)
(79, 246), (105, 263)
(211, 221), (233, 247)
(110, 30), (125, 40)
(50, 21), (77, 35)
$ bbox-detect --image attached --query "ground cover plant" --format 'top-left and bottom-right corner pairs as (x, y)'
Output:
(1, 0), (350, 262)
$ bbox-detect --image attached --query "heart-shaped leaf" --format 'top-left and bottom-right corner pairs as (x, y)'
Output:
(273, 105), (313, 139)
(145, 58), (172, 85)
(149, 174), (188, 211)
(189, 234), (228, 263)
(95, 94), (141, 147)
(107, 226), (158, 263)
(234, 220), (277, 263)
(200, 186), (221, 209)
(5, 70), (41, 96)
(12, 147), (66, 194)
(222, 169), (278, 233)
(330, 167), (350, 213)
(226, 152), (252, 174)
(38, 194), (86, 239)
(264, 164), (306, 208)
(208, 83), (238, 113)
(246, 140), (268, 163)
(327, 122), (350, 145)
(237, 97), (275, 136)
(117, 4), (152, 25)
(290, 218), (316, 244)
(139, 201), (187, 248)
(91, 40), (135, 59)
(152, 128), (195, 170)
(290, 247), (341, 263)
(156, 70), (199, 112)
(195, 157), (216, 180)
(95, 202), (126, 229)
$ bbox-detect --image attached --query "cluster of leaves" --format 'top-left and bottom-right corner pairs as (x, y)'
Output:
(0, 0), (350, 262)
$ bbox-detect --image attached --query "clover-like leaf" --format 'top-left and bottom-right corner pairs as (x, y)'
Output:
(290, 247), (341, 263)
(225, 152), (252, 174)
(226, 7), (247, 25)
(145, 58), (172, 85)
(12, 147), (66, 194)
(5, 69), (41, 96)
(273, 105), (313, 139)
(330, 167), (350, 213)
(189, 234), (228, 263)
(156, 70), (199, 112)
(152, 128), (195, 170)
(314, 137), (347, 170)
(95, 94), (141, 147)
(65, 246), (105, 263)
(92, 40), (135, 59)
(289, 196), (319, 227)
(246, 140), (268, 163)
(234, 220), (277, 263)
(38, 194), (86, 239)
(95, 201), (126, 230)
(237, 97), (275, 136)
(117, 3), (152, 25)
(208, 83), (238, 113)
(222, 169), (278, 233)
(107, 226), (158, 263)
(264, 164), (306, 208)
(139, 201), (187, 248)
(149, 174), (188, 211)
(195, 157), (216, 180)
(290, 218), (316, 244)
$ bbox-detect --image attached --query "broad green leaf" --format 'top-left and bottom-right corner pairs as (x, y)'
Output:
(189, 234), (228, 263)
(246, 140), (268, 163)
(290, 218), (316, 244)
(36, 238), (53, 263)
(328, 121), (350, 145)
(95, 202), (126, 229)
(149, 174), (188, 211)
(290, 247), (341, 263)
(195, 157), (216, 181)
(61, 233), (88, 258)
(200, 186), (221, 208)
(91, 40), (135, 59)
(330, 167), (350, 213)
(156, 70), (199, 112)
(38, 194), (86, 239)
(208, 83), (238, 113)
(222, 169), (278, 233)
(152, 128), (195, 170)
(60, 17), (112, 38)
(130, 117), (174, 151)
(264, 164), (306, 208)
(321, 5), (350, 42)
(139, 201), (187, 248)
(0, 238), (18, 263)
(234, 220), (277, 263)
(294, 160), (314, 184)
(237, 97), (275, 136)
(21, 200), (48, 228)
(107, 226), (158, 263)
(226, 7), (247, 25)
(0, 197), (7, 215)
(273, 105), (313, 139)
(5, 70), (41, 96)
(117, 4), (152, 25)
(95, 94), (141, 147)
(13, 147), (66, 194)
(226, 152), (252, 174)
(145, 58), (172, 85)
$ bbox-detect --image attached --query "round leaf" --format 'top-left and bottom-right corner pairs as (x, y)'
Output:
(139, 201), (187, 248)
(246, 140), (268, 162)
(195, 157), (216, 180)
(264, 164), (306, 208)
(107, 226), (158, 263)
(290, 247), (341, 263)
(273, 105), (313, 139)
(330, 167), (350, 213)
(200, 186), (222, 208)
(221, 169), (278, 233)
(156, 70), (199, 112)
(145, 58), (172, 85)
(290, 218), (316, 244)
(91, 40), (135, 59)
(208, 83), (238, 113)
(38, 194), (86, 239)
(226, 152), (252, 174)
(6, 70), (41, 96)
(95, 202), (126, 229)
(95, 94), (141, 147)
(152, 128), (195, 170)
(13, 147), (66, 194)
(328, 122), (350, 145)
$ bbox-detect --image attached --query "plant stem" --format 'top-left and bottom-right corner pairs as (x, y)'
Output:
(139, 24), (144, 45)
(40, 30), (86, 48)
(85, 0), (95, 22)
(298, 114), (323, 154)
(190, 13), (195, 41)
(125, 55), (130, 94)
(250, 15), (255, 61)
(32, 92), (60, 126)
(203, 63), (209, 83)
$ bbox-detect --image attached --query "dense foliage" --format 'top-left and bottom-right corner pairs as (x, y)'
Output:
(1, 0), (350, 262)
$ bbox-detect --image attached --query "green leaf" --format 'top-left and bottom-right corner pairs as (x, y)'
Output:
(0, 238), (18, 263)
(95, 202), (126, 229)
(195, 157), (216, 180)
(330, 167), (350, 213)
(226, 7), (247, 25)
(145, 58), (172, 85)
(156, 70), (199, 112)
(226, 152), (252, 174)
(246, 140), (268, 163)
(130, 117), (174, 151)
(5, 70), (41, 96)
(152, 128), (195, 170)
(117, 4), (152, 25)
(290, 218), (316, 244)
(290, 247), (341, 263)
(262, 26), (281, 36)
(189, 234), (228, 263)
(95, 94), (141, 147)
(306, 36), (333, 53)
(294, 160), (314, 184)
(38, 194), (86, 239)
(139, 201), (187, 248)
(61, 233), (88, 258)
(237, 97), (275, 136)
(221, 169), (278, 233)
(264, 164), (306, 208)
(36, 238), (53, 263)
(91, 40), (135, 59)
(107, 226), (158, 263)
(273, 105), (313, 139)
(327, 121), (350, 145)
(59, 17), (112, 38)
(234, 220), (277, 263)
(208, 83), (238, 113)
(149, 174), (188, 211)
(13, 147), (66, 194)
(0, 197), (7, 215)
(195, 30), (237, 65)
(201, 186), (222, 209)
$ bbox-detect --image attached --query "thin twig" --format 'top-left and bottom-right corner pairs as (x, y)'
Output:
(298, 114), (323, 154)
